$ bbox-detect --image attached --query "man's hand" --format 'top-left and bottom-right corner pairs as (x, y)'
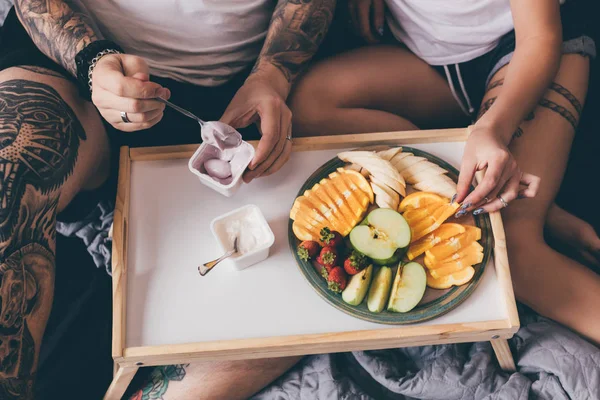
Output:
(220, 74), (293, 183)
(91, 54), (170, 132)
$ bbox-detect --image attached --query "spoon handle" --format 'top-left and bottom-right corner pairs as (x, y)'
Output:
(155, 97), (205, 126)
(198, 249), (235, 276)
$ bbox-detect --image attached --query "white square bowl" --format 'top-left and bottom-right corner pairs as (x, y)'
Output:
(188, 141), (255, 197)
(210, 204), (275, 271)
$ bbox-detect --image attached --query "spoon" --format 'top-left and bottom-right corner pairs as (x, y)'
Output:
(198, 237), (238, 276)
(155, 97), (206, 126)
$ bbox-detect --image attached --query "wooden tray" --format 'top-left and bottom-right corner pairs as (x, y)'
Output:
(106, 128), (519, 399)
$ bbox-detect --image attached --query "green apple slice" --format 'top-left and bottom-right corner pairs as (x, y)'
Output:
(342, 265), (373, 306)
(349, 208), (411, 264)
(387, 262), (427, 313)
(367, 266), (392, 313)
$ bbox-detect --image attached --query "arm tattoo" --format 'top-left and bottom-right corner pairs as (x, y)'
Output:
(130, 364), (189, 400)
(0, 79), (86, 398)
(14, 0), (101, 76)
(252, 0), (336, 83)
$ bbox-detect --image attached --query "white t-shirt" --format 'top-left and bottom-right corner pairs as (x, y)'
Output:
(75, 0), (274, 86)
(385, 0), (515, 65)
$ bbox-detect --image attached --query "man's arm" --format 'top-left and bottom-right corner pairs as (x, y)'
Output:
(15, 0), (101, 76)
(249, 0), (336, 96)
(222, 0), (336, 182)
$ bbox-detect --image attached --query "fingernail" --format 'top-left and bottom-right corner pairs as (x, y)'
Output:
(472, 208), (484, 216)
(377, 26), (384, 36)
(459, 202), (471, 210)
(451, 194), (457, 204)
(455, 210), (468, 219)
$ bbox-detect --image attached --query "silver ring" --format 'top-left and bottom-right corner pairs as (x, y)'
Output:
(120, 111), (131, 123)
(497, 195), (509, 208)
(286, 134), (292, 142)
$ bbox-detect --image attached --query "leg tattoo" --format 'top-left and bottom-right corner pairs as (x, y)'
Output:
(479, 80), (581, 137)
(549, 82), (583, 116)
(130, 365), (189, 400)
(0, 79), (85, 398)
(538, 99), (578, 130)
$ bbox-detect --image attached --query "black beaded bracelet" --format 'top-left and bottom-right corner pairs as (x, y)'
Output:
(75, 40), (124, 101)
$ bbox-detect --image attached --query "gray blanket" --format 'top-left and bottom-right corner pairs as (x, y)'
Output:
(252, 306), (600, 400)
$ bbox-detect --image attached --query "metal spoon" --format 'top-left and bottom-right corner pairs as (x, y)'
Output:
(155, 97), (206, 126)
(198, 237), (238, 276)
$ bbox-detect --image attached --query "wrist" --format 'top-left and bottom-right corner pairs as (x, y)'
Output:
(247, 62), (292, 100)
(75, 40), (124, 100)
(474, 113), (516, 146)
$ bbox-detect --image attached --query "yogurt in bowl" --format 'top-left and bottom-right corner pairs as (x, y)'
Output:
(210, 204), (275, 271)
(189, 121), (254, 197)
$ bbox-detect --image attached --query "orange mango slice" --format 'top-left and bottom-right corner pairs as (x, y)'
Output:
(407, 223), (466, 260)
(425, 226), (482, 262)
(399, 191), (448, 212)
(426, 266), (475, 289)
(410, 202), (460, 242)
(403, 202), (446, 224)
(428, 251), (484, 279)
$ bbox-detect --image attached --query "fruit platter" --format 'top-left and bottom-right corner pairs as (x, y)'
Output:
(289, 146), (493, 324)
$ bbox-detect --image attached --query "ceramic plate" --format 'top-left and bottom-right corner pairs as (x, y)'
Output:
(288, 147), (493, 324)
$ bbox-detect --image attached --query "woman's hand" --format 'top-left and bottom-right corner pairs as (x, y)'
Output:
(455, 126), (541, 216)
(348, 0), (386, 44)
(91, 54), (170, 132)
(220, 74), (293, 183)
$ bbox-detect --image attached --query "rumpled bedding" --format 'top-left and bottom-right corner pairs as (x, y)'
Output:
(252, 305), (600, 400)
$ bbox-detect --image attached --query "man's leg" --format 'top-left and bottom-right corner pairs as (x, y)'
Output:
(0, 66), (109, 398)
(129, 357), (301, 400)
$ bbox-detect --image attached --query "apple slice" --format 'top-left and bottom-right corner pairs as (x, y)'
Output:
(342, 265), (373, 306)
(367, 266), (392, 313)
(387, 262), (427, 313)
(350, 209), (411, 264)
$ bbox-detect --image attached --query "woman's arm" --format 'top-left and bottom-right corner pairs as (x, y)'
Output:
(475, 0), (562, 144)
(15, 0), (101, 76)
(455, 0), (560, 210)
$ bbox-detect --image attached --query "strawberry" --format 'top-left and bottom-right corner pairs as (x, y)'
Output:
(327, 267), (348, 293)
(297, 240), (320, 261)
(316, 246), (337, 268)
(319, 227), (343, 248)
(320, 263), (335, 279)
(343, 251), (368, 275)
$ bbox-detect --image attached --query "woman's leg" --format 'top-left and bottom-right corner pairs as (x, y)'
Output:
(481, 54), (600, 345)
(289, 45), (468, 136)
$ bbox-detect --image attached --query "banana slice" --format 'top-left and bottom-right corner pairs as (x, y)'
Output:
(377, 147), (403, 161)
